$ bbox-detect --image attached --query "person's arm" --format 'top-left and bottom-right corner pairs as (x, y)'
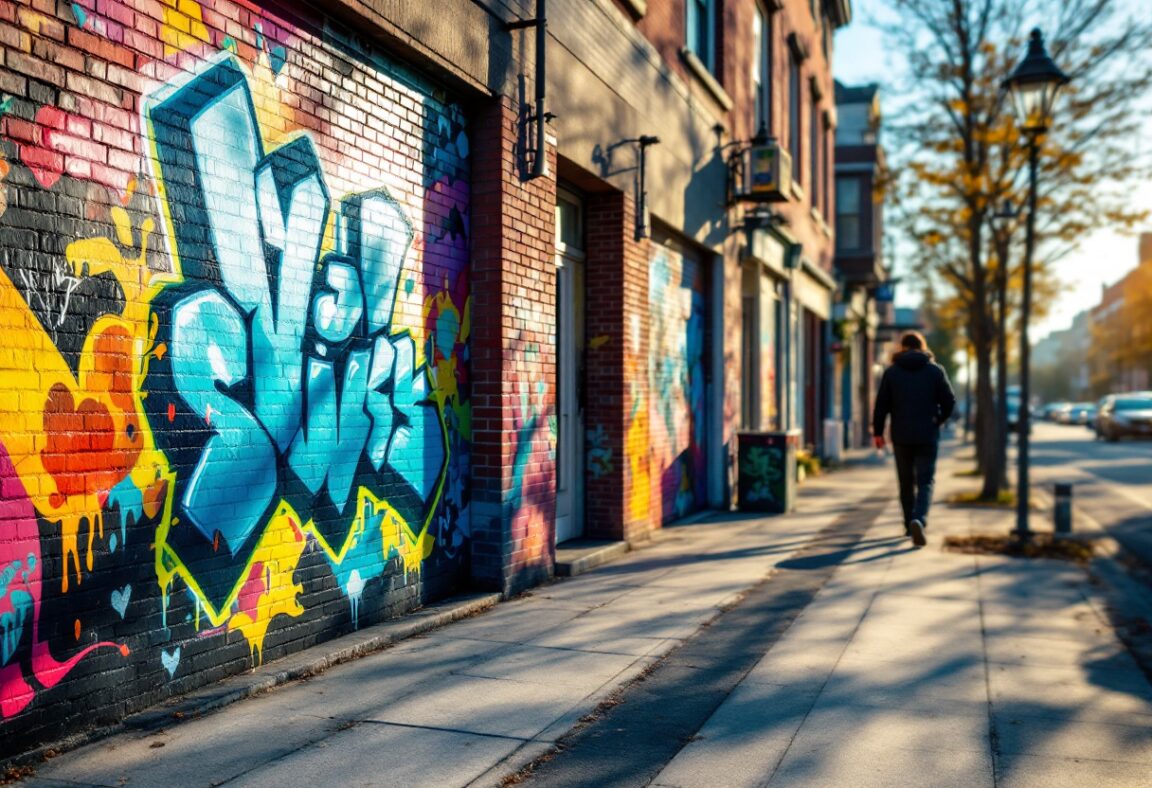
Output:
(872, 369), (892, 446)
(936, 366), (957, 424)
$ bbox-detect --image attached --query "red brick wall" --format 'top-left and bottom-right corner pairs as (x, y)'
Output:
(470, 96), (558, 593)
(582, 190), (656, 542)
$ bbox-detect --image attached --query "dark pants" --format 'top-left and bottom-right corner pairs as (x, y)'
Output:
(892, 442), (939, 528)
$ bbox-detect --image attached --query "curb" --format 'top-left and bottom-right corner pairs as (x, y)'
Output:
(555, 540), (630, 577)
(2, 591), (501, 771)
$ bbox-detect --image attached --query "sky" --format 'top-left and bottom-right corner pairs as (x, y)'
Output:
(834, 0), (1152, 341)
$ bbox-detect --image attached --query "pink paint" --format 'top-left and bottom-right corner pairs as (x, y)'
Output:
(0, 442), (127, 718)
(236, 561), (266, 621)
(1, 105), (129, 192)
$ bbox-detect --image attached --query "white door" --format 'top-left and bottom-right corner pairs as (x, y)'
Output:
(555, 192), (585, 544)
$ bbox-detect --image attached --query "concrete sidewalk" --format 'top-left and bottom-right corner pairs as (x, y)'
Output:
(15, 444), (1152, 787)
(653, 448), (1152, 787)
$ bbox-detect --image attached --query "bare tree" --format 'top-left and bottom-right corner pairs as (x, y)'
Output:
(879, 0), (1152, 500)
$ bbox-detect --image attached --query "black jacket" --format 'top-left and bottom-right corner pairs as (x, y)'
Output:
(872, 350), (957, 445)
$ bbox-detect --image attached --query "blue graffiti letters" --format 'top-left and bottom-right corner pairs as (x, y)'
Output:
(144, 55), (447, 609)
(170, 290), (278, 553)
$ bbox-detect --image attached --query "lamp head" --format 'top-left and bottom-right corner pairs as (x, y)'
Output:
(1003, 29), (1070, 135)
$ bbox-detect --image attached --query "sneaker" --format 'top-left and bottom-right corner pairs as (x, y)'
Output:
(909, 519), (926, 548)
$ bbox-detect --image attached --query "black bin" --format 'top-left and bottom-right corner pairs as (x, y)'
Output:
(737, 429), (801, 514)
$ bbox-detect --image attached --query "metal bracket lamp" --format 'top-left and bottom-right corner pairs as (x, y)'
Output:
(719, 122), (793, 206)
(620, 134), (661, 240)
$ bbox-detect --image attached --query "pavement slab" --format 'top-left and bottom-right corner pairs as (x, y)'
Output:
(227, 721), (526, 788)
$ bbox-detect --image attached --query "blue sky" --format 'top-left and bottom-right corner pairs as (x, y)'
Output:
(834, 0), (1152, 340)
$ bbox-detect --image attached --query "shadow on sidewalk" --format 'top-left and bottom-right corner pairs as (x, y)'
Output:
(775, 535), (917, 570)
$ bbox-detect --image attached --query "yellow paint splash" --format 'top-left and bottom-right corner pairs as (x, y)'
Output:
(627, 408), (651, 524)
(0, 197), (171, 591)
(159, 0), (211, 60)
(226, 503), (307, 661)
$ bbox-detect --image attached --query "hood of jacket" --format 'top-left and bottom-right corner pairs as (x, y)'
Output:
(894, 350), (933, 370)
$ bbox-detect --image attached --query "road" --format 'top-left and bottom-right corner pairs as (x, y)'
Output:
(1028, 420), (1152, 565)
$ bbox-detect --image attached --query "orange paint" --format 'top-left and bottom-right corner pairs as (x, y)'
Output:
(40, 326), (142, 506)
(73, 620), (81, 640)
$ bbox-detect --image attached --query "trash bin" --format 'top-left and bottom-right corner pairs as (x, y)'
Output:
(737, 429), (801, 514)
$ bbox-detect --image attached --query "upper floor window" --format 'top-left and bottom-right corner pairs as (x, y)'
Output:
(836, 176), (862, 251)
(789, 56), (802, 183)
(752, 5), (771, 131)
(810, 93), (821, 210)
(687, 0), (717, 73)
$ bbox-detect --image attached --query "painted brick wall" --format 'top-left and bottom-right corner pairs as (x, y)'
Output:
(582, 190), (657, 543)
(0, 0), (474, 754)
(648, 235), (709, 525)
(469, 95), (557, 595)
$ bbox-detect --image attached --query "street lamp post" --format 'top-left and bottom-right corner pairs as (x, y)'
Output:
(1004, 28), (1070, 538)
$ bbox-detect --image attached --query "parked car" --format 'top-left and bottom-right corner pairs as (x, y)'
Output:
(1097, 393), (1152, 441)
(1052, 402), (1076, 424)
(1068, 402), (1097, 426)
(1093, 396), (1112, 436)
(1042, 401), (1071, 422)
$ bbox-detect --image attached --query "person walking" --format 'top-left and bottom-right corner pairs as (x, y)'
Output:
(872, 332), (957, 547)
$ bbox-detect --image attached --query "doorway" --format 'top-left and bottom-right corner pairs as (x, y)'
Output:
(554, 190), (586, 544)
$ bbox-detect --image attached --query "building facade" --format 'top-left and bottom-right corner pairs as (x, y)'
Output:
(0, 0), (849, 752)
(1089, 233), (1152, 396)
(832, 81), (887, 448)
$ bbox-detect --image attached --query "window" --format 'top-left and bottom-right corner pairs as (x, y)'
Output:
(835, 177), (862, 251)
(752, 5), (771, 131)
(810, 92), (821, 210)
(789, 56), (802, 183)
(687, 0), (717, 73)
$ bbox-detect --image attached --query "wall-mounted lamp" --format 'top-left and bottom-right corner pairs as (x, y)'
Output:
(507, 0), (550, 180)
(624, 134), (661, 239)
(720, 123), (793, 205)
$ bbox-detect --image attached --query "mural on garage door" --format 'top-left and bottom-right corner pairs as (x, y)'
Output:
(0, 0), (470, 730)
(648, 243), (707, 523)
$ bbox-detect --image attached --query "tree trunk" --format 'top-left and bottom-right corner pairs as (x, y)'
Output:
(972, 313), (989, 474)
(993, 253), (1010, 492)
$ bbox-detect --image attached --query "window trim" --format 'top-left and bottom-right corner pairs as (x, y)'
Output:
(681, 47), (734, 111)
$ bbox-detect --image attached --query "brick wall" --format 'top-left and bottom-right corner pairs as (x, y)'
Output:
(0, 0), (477, 754)
(582, 190), (658, 543)
(469, 95), (557, 595)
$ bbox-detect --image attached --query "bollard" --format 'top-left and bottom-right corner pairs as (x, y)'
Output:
(1054, 482), (1073, 535)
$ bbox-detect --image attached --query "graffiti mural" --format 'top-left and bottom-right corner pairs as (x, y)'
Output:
(649, 244), (707, 523)
(0, 0), (470, 735)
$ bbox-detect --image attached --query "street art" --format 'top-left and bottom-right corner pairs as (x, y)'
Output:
(586, 424), (614, 478)
(649, 245), (707, 523)
(507, 341), (555, 568)
(0, 0), (470, 726)
(738, 445), (784, 508)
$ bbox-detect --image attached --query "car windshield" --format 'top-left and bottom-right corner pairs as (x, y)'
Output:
(1115, 398), (1152, 411)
